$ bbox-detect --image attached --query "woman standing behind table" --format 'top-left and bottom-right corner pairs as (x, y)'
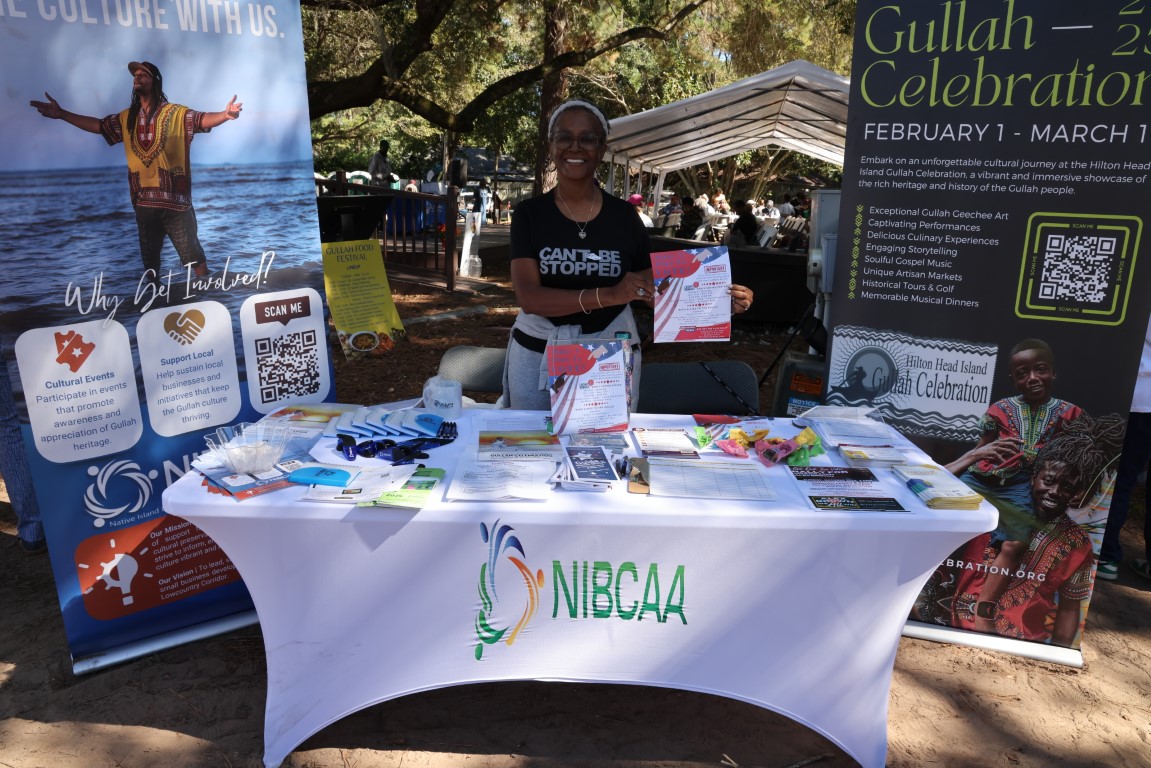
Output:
(503, 99), (755, 409)
(503, 100), (653, 409)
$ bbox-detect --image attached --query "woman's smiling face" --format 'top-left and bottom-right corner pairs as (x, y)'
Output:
(549, 108), (606, 184)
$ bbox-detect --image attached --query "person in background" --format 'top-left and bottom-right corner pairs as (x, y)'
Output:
(0, 357), (44, 555)
(369, 139), (393, 185)
(403, 179), (419, 192)
(776, 197), (795, 218)
(628, 194), (653, 227)
(677, 196), (705, 239)
(711, 190), (728, 215)
(473, 178), (492, 221)
(659, 193), (683, 217)
(31, 61), (241, 279)
(1098, 315), (1151, 581)
(762, 199), (781, 222)
(726, 200), (760, 246)
(491, 187), (503, 224)
(695, 194), (715, 217)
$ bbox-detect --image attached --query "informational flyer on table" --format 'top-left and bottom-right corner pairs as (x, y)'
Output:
(651, 247), (733, 343)
(786, 466), (906, 512)
(833, 1), (1151, 663)
(0, 2), (333, 671)
(546, 340), (630, 434)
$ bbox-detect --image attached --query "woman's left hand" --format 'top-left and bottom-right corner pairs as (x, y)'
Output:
(729, 284), (754, 314)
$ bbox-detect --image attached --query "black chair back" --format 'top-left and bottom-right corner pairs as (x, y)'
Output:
(638, 361), (760, 415)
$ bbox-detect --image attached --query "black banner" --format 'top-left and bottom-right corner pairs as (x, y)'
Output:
(833, 1), (1151, 658)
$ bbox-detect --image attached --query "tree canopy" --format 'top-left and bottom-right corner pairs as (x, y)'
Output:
(304, 0), (855, 193)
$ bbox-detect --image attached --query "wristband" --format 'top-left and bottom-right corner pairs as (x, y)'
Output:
(595, 287), (604, 309)
(578, 289), (591, 315)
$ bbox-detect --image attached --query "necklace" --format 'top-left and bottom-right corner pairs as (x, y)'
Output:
(556, 189), (597, 240)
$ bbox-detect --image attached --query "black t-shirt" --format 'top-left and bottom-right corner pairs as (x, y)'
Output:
(733, 212), (759, 241)
(511, 190), (652, 332)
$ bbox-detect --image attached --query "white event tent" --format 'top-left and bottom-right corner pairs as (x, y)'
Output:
(603, 60), (850, 203)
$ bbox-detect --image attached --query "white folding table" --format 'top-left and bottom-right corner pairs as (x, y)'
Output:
(162, 411), (996, 768)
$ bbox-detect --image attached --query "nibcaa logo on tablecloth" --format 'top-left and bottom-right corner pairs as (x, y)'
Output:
(472, 520), (687, 661)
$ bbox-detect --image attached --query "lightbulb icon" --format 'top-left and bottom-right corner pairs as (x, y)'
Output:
(98, 552), (140, 606)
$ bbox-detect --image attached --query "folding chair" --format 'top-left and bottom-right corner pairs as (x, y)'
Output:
(638, 361), (761, 415)
(437, 345), (507, 395)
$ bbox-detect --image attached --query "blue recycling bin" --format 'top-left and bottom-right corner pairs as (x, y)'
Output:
(385, 198), (424, 235)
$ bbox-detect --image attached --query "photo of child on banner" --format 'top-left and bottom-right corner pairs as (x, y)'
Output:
(914, 399), (1124, 649)
(941, 339), (1084, 627)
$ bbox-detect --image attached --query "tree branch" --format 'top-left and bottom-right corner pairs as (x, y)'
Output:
(307, 0), (711, 128)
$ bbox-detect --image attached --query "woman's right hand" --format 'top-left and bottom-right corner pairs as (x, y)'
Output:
(608, 271), (656, 306)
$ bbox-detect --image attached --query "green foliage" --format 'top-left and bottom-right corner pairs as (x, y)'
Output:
(303, 0), (856, 183)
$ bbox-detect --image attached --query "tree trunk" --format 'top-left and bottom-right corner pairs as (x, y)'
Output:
(535, 1), (568, 195)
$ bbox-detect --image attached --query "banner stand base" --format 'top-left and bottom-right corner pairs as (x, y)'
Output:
(71, 610), (259, 676)
(902, 620), (1083, 669)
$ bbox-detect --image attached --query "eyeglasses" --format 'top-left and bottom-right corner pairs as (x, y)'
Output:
(551, 132), (603, 150)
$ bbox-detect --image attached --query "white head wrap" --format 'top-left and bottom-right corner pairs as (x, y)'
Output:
(547, 100), (610, 139)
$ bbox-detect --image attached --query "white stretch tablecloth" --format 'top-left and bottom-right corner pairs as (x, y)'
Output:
(162, 412), (996, 768)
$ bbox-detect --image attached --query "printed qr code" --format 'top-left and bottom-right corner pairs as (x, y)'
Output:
(254, 330), (320, 404)
(1037, 233), (1117, 304)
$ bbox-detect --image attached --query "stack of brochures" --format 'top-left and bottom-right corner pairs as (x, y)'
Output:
(550, 445), (620, 492)
(631, 427), (699, 458)
(794, 405), (893, 447)
(892, 464), (984, 510)
(327, 405), (448, 440)
(477, 430), (564, 461)
(838, 443), (908, 469)
(358, 467), (446, 509)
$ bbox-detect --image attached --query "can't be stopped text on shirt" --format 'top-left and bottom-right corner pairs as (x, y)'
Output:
(538, 247), (623, 278)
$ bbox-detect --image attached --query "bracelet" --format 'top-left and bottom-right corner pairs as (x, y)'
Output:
(595, 287), (604, 309)
(578, 289), (591, 315)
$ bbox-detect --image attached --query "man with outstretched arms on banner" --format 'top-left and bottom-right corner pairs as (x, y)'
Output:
(30, 61), (242, 279)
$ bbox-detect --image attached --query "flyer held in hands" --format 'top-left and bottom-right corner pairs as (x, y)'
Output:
(651, 247), (733, 343)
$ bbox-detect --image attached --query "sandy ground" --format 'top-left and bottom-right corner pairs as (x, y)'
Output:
(2, 478), (1149, 768)
(3, 226), (1149, 766)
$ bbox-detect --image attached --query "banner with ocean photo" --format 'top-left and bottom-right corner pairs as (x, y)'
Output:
(0, 1), (332, 671)
(832, 0), (1151, 664)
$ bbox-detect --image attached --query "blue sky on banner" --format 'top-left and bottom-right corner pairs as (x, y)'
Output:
(0, 0), (312, 170)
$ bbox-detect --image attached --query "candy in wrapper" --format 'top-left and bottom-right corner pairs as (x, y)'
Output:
(715, 439), (749, 458)
(728, 427), (771, 448)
